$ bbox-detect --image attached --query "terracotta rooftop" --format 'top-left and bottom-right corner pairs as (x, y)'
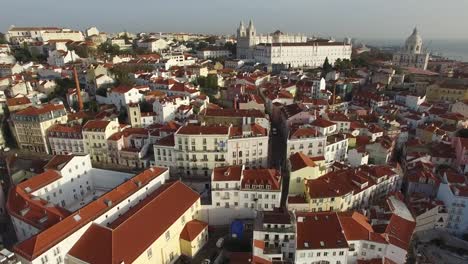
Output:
(14, 104), (65, 116)
(13, 167), (168, 261)
(242, 168), (281, 190)
(67, 180), (199, 264)
(6, 96), (31, 107)
(212, 165), (243, 182)
(289, 152), (317, 172)
(311, 118), (336, 128)
(203, 108), (265, 118)
(180, 219), (208, 242)
(296, 212), (348, 250)
(83, 120), (112, 131)
(177, 124), (230, 135)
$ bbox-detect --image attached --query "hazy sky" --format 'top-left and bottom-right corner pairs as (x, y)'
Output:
(1, 0), (467, 40)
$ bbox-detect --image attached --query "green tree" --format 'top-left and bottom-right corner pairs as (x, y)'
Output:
(205, 36), (217, 44)
(334, 58), (353, 71)
(98, 42), (121, 56)
(322, 57), (333, 75)
(197, 41), (208, 50)
(140, 101), (153, 112)
(88, 101), (99, 112)
(206, 74), (218, 89)
(122, 32), (131, 44)
(110, 64), (153, 87)
(70, 44), (90, 58)
(224, 42), (237, 57)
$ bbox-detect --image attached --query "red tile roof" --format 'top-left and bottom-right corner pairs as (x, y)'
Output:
(67, 181), (199, 264)
(83, 120), (111, 131)
(6, 96), (31, 107)
(289, 152), (317, 172)
(338, 212), (386, 244)
(296, 212), (348, 250)
(212, 166), (243, 182)
(311, 118), (336, 128)
(43, 155), (74, 170)
(241, 169), (281, 190)
(14, 104), (65, 116)
(7, 170), (71, 231)
(202, 108), (265, 118)
(13, 167), (169, 261)
(180, 219), (208, 242)
(177, 124), (230, 135)
(111, 86), (134, 94)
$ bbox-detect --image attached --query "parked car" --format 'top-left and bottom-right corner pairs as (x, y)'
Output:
(216, 237), (224, 248)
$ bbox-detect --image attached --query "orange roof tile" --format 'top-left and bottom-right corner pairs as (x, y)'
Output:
(68, 181), (199, 264)
(180, 219), (208, 242)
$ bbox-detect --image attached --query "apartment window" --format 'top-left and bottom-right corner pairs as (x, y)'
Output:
(165, 231), (170, 241)
(147, 248), (152, 259)
(181, 215), (186, 225)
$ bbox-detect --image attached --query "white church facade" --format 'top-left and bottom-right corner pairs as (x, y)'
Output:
(236, 20), (352, 69)
(392, 27), (430, 70)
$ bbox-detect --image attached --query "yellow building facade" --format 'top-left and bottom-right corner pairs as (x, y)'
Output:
(11, 104), (68, 154)
(426, 83), (468, 103)
(82, 119), (120, 163)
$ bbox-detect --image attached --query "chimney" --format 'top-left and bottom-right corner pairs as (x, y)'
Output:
(73, 67), (84, 111)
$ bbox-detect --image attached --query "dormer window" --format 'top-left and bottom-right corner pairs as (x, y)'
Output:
(266, 185), (271, 189)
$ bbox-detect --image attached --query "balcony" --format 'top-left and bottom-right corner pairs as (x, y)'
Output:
(263, 246), (282, 255)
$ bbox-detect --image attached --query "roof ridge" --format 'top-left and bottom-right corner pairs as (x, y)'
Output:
(112, 181), (179, 230)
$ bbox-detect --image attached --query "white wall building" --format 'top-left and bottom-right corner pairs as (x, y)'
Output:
(287, 126), (326, 158)
(6, 26), (84, 45)
(153, 96), (190, 124)
(211, 165), (282, 213)
(47, 124), (85, 155)
(47, 49), (80, 67)
(236, 20), (351, 68)
(154, 124), (269, 180)
(252, 210), (296, 262)
(7, 153), (204, 264)
(436, 174), (468, 237)
(196, 47), (231, 59)
(97, 86), (144, 110)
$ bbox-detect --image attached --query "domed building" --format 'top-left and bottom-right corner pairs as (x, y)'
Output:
(392, 27), (430, 70)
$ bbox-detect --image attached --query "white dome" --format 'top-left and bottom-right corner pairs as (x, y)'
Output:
(405, 27), (423, 54)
